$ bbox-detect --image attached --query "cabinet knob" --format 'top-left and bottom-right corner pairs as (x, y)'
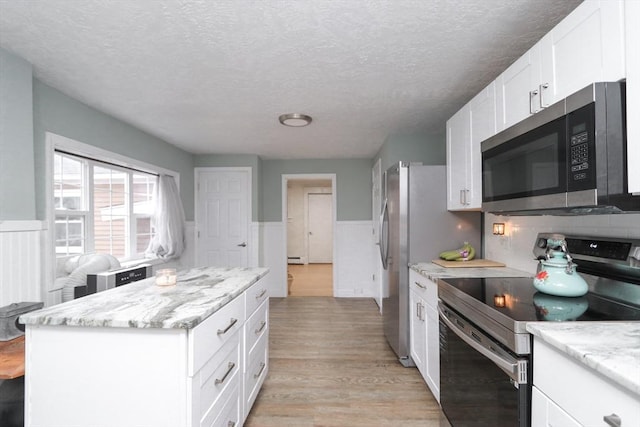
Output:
(603, 413), (621, 427)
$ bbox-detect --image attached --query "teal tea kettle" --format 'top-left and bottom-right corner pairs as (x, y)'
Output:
(533, 237), (588, 297)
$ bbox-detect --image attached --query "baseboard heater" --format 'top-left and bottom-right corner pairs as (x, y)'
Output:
(75, 264), (152, 299)
(288, 256), (304, 265)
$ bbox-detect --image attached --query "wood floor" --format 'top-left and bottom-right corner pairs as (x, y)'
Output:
(245, 297), (450, 427)
(287, 264), (333, 297)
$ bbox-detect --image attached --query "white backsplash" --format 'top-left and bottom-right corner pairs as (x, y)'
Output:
(484, 213), (640, 275)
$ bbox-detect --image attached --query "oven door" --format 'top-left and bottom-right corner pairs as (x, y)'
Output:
(438, 302), (531, 427)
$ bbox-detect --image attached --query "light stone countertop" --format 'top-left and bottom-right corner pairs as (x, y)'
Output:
(527, 322), (640, 397)
(20, 266), (269, 329)
(410, 261), (532, 281)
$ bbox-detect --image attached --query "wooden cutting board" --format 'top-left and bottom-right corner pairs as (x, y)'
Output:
(432, 259), (506, 268)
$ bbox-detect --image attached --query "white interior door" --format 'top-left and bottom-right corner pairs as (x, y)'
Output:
(196, 169), (250, 267)
(307, 193), (332, 263)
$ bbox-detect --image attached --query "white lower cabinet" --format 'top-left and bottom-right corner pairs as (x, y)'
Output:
(24, 279), (269, 427)
(532, 386), (581, 427)
(409, 287), (426, 373)
(531, 338), (640, 427)
(243, 298), (269, 419)
(408, 270), (440, 402)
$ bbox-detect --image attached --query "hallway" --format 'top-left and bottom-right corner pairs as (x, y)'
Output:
(245, 297), (450, 426)
(287, 264), (333, 297)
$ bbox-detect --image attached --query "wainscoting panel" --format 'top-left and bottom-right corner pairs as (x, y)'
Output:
(0, 221), (45, 306)
(334, 221), (375, 297)
(259, 222), (287, 297)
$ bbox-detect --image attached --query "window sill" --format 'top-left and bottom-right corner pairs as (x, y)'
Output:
(120, 258), (167, 269)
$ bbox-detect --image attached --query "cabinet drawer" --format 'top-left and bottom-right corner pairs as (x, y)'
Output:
(245, 299), (268, 355)
(245, 280), (268, 317)
(193, 331), (241, 426)
(534, 339), (640, 426)
(203, 382), (241, 427)
(409, 271), (437, 309)
(189, 294), (245, 375)
(244, 333), (268, 417)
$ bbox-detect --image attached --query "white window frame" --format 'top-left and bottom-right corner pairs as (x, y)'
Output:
(45, 132), (180, 291)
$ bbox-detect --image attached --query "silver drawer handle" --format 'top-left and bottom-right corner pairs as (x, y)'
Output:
(255, 320), (267, 334)
(254, 362), (266, 379)
(256, 289), (267, 299)
(414, 281), (426, 289)
(603, 414), (621, 427)
(215, 362), (236, 385)
(217, 318), (238, 335)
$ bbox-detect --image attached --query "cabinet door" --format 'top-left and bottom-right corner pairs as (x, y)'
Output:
(496, 45), (541, 131)
(424, 304), (440, 403)
(446, 105), (470, 210)
(538, 0), (625, 107)
(531, 386), (582, 427)
(467, 82), (497, 209)
(626, 0), (640, 193)
(409, 289), (426, 375)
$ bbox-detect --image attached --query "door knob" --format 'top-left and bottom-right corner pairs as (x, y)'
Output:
(237, 242), (247, 247)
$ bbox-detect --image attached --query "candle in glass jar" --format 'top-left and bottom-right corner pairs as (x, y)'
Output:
(155, 268), (177, 286)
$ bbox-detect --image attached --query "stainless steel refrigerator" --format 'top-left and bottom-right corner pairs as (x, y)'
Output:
(379, 162), (481, 366)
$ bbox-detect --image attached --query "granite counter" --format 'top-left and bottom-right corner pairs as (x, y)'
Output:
(20, 266), (269, 329)
(527, 322), (640, 396)
(410, 261), (531, 281)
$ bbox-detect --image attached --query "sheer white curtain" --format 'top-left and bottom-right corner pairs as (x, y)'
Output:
(145, 174), (185, 259)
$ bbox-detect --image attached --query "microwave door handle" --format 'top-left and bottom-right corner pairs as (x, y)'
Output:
(438, 304), (525, 384)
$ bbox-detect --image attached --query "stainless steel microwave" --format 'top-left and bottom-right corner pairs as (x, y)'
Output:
(482, 81), (639, 215)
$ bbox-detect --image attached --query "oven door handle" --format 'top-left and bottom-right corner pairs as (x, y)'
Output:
(438, 304), (527, 384)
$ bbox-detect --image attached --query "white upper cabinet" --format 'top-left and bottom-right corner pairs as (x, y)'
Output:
(468, 81), (497, 206)
(626, 0), (640, 193)
(447, 83), (495, 210)
(496, 0), (625, 133)
(538, 0), (625, 107)
(446, 104), (472, 210)
(496, 45), (541, 131)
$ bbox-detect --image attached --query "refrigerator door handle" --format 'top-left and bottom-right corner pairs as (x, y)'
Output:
(379, 198), (389, 269)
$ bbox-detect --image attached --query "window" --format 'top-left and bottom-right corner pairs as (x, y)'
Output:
(54, 151), (157, 260)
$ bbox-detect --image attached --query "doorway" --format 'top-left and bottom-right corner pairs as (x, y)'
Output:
(283, 175), (336, 297)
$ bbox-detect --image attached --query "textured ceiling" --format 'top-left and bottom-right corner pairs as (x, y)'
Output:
(0, 0), (582, 159)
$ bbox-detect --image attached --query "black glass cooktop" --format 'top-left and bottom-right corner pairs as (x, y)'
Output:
(440, 277), (640, 322)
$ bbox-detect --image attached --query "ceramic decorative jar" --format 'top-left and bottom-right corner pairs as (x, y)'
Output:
(533, 238), (588, 297)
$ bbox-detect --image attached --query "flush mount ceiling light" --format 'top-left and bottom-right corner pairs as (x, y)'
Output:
(278, 113), (312, 127)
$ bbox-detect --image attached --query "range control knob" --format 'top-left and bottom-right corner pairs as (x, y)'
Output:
(537, 238), (547, 249)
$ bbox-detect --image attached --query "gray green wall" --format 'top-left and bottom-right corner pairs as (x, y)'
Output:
(0, 48), (36, 220)
(2, 47), (446, 226)
(33, 80), (195, 220)
(260, 159), (372, 222)
(194, 154), (261, 222)
(374, 132), (446, 171)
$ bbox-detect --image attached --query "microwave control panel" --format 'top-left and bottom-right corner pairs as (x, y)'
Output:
(567, 104), (596, 191)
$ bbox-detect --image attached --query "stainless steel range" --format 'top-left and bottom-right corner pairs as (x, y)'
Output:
(437, 233), (640, 427)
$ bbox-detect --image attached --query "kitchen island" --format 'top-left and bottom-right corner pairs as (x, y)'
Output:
(20, 266), (270, 427)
